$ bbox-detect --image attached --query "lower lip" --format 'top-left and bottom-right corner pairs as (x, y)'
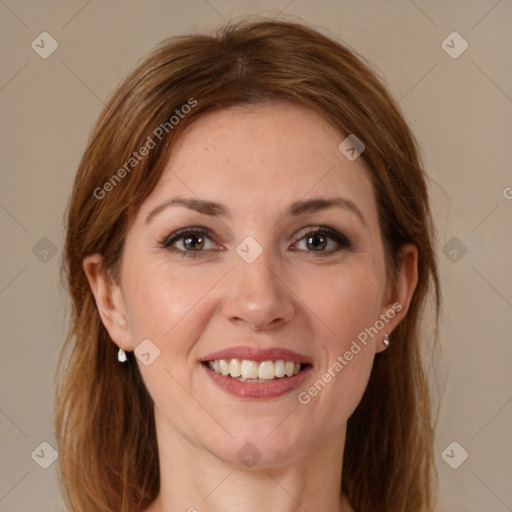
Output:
(202, 363), (312, 400)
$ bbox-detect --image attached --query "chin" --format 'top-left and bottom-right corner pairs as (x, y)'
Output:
(210, 437), (303, 470)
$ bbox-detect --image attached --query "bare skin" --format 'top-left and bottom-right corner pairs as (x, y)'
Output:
(84, 103), (417, 512)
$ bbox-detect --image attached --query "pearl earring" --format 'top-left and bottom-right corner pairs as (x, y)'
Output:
(118, 348), (128, 363)
(383, 333), (390, 348)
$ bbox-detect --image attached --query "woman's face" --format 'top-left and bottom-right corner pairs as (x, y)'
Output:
(92, 103), (415, 467)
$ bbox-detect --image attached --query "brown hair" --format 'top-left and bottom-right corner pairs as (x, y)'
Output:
(55, 17), (440, 512)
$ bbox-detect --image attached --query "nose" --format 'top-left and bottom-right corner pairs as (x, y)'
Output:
(221, 250), (295, 332)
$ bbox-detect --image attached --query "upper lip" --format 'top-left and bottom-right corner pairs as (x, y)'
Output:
(200, 345), (313, 364)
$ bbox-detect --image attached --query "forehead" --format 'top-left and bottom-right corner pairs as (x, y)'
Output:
(140, 103), (378, 224)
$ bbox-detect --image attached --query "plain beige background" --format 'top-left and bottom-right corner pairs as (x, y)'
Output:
(1, 1), (511, 511)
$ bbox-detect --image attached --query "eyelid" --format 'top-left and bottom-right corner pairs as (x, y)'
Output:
(291, 224), (352, 249)
(159, 224), (352, 257)
(160, 226), (220, 248)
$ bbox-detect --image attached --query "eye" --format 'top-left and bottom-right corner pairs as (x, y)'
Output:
(159, 224), (352, 259)
(159, 227), (219, 258)
(292, 225), (352, 254)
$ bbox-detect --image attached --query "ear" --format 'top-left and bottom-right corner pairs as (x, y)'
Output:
(82, 254), (133, 352)
(376, 243), (418, 352)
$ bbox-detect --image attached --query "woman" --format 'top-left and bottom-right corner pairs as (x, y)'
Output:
(55, 18), (440, 512)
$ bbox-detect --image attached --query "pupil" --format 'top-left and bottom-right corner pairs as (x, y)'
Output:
(185, 235), (203, 250)
(308, 234), (326, 250)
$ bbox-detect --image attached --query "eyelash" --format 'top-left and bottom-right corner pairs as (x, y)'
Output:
(158, 225), (352, 259)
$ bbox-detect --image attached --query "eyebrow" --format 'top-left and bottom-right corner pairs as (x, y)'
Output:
(145, 196), (367, 226)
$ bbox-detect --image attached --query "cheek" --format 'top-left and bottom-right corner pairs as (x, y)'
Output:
(119, 260), (220, 421)
(304, 262), (384, 343)
(121, 258), (226, 354)
(294, 264), (382, 417)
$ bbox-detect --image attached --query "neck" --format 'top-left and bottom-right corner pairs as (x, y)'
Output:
(145, 406), (354, 512)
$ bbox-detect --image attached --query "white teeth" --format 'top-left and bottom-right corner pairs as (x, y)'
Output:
(229, 358), (241, 377)
(274, 359), (286, 377)
(258, 361), (275, 379)
(206, 358), (305, 380)
(219, 359), (230, 376)
(241, 359), (259, 379)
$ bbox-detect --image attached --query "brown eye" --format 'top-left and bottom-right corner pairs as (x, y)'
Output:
(160, 227), (218, 258)
(181, 233), (205, 251)
(292, 226), (352, 254)
(305, 233), (328, 251)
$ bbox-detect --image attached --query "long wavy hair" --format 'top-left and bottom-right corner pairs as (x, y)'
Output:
(55, 17), (441, 512)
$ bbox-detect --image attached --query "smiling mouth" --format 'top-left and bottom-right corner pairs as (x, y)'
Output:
(202, 359), (311, 382)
